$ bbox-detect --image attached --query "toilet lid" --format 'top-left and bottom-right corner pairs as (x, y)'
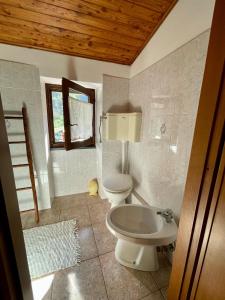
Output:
(103, 174), (133, 192)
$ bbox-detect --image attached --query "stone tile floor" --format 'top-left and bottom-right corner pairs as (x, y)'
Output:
(21, 193), (171, 300)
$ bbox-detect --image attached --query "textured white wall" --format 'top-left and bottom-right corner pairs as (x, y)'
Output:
(130, 0), (215, 77)
(0, 60), (51, 210)
(102, 75), (129, 181)
(128, 31), (210, 219)
(50, 148), (97, 197)
(0, 44), (129, 83)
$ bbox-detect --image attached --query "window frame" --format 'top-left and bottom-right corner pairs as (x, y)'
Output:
(62, 78), (96, 150)
(45, 82), (96, 150)
(45, 83), (64, 149)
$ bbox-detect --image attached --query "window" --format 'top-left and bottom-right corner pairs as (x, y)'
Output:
(46, 78), (95, 150)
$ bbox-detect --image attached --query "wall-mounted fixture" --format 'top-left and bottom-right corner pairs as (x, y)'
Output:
(101, 112), (141, 206)
(105, 112), (142, 142)
(99, 115), (107, 143)
(103, 112), (142, 174)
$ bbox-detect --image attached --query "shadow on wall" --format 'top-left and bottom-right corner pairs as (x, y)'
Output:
(67, 57), (77, 80)
(128, 103), (142, 113)
(106, 102), (142, 114)
(106, 102), (129, 113)
(127, 160), (142, 190)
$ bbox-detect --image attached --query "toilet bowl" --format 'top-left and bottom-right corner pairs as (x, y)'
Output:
(106, 204), (177, 271)
(103, 174), (133, 207)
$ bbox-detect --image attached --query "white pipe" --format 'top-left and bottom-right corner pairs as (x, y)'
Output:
(122, 141), (128, 174)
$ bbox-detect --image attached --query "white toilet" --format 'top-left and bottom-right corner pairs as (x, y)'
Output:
(106, 204), (177, 271)
(103, 174), (133, 207)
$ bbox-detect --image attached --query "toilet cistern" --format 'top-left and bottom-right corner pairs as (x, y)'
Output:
(105, 112), (142, 174)
(102, 112), (142, 207)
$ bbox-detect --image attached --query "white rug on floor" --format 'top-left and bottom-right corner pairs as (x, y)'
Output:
(23, 219), (80, 279)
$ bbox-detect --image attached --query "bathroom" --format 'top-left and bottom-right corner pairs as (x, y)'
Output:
(0, 0), (222, 299)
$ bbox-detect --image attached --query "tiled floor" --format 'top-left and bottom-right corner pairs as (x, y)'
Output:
(21, 193), (171, 300)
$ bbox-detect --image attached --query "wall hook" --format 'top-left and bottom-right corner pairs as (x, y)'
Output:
(160, 123), (166, 135)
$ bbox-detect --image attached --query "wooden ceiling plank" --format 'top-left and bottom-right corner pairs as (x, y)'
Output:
(40, 0), (158, 33)
(0, 0), (177, 65)
(129, 0), (178, 64)
(0, 0), (148, 39)
(126, 0), (174, 12)
(0, 23), (132, 64)
(0, 39), (131, 65)
(0, 14), (139, 54)
(0, 3), (143, 47)
(83, 0), (165, 20)
(0, 20), (135, 58)
(39, 0), (157, 32)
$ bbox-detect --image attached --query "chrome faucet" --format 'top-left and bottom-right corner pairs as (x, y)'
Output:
(157, 209), (174, 223)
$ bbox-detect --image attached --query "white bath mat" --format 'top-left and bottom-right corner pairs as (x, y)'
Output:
(23, 219), (80, 279)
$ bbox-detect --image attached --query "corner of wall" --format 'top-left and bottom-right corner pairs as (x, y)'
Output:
(129, 0), (215, 78)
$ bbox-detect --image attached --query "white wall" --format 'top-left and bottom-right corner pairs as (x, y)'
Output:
(102, 75), (129, 180)
(130, 0), (215, 77)
(128, 31), (210, 219)
(0, 44), (130, 83)
(0, 60), (51, 210)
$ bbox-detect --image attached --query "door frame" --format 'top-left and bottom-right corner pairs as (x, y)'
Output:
(168, 0), (225, 298)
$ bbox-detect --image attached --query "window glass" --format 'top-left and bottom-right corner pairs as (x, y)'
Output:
(52, 91), (64, 143)
(46, 81), (95, 149)
(51, 90), (90, 143)
(69, 90), (89, 103)
(68, 88), (92, 142)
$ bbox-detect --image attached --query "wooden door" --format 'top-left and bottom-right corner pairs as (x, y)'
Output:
(168, 0), (225, 298)
(195, 144), (225, 299)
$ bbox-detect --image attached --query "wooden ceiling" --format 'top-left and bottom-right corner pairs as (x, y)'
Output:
(0, 0), (177, 65)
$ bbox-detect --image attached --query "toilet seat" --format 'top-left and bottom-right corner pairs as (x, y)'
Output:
(103, 174), (133, 193)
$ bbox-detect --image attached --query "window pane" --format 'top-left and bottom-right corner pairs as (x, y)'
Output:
(68, 88), (93, 142)
(69, 90), (89, 103)
(52, 91), (64, 142)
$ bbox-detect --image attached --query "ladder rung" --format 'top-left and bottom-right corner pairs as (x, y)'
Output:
(20, 209), (35, 213)
(5, 116), (23, 120)
(6, 107), (39, 224)
(16, 186), (32, 191)
(9, 141), (26, 144)
(12, 164), (29, 168)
